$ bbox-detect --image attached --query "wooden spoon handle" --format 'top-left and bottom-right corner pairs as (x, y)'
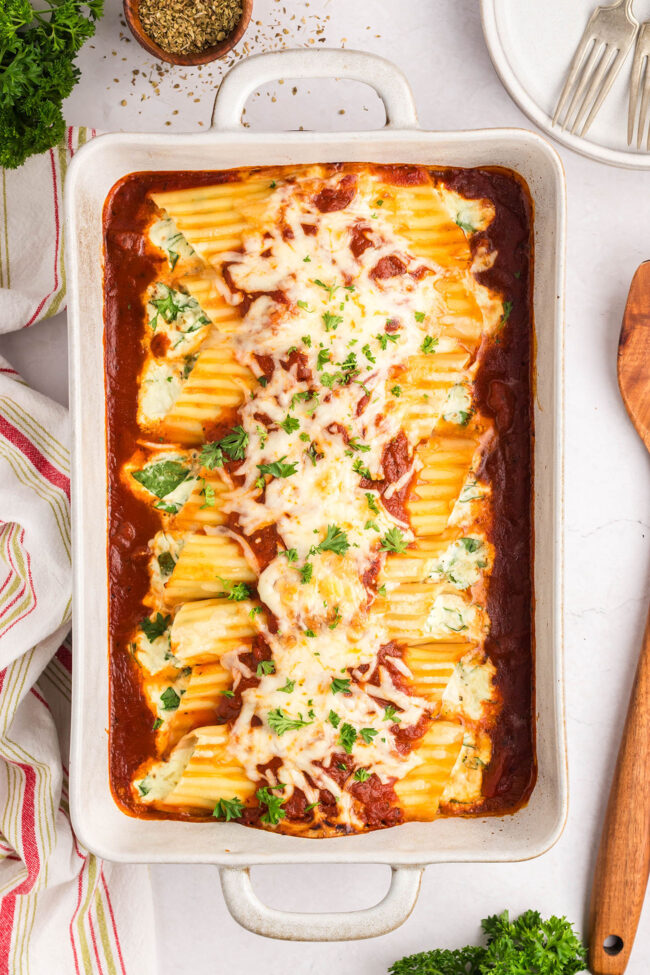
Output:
(589, 605), (650, 974)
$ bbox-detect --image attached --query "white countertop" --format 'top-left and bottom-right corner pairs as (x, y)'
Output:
(3, 0), (650, 970)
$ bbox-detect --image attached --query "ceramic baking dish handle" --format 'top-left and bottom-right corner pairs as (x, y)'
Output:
(211, 49), (418, 131)
(219, 863), (424, 941)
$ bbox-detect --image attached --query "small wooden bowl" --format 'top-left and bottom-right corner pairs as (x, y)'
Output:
(123, 0), (253, 66)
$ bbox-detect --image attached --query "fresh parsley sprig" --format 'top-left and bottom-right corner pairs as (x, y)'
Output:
(388, 909), (587, 975)
(0, 0), (105, 169)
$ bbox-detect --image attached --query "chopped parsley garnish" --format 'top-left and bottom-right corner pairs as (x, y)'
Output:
(364, 520), (379, 532)
(377, 584), (387, 597)
(280, 415), (300, 434)
(313, 278), (339, 299)
(249, 605), (263, 620)
(339, 351), (358, 374)
(213, 796), (245, 821)
(267, 708), (312, 736)
(304, 628), (316, 638)
(140, 612), (171, 642)
(303, 255), (311, 263)
(348, 437), (370, 452)
(391, 385), (402, 397)
(314, 524), (350, 556)
(132, 460), (189, 500)
(328, 710), (341, 728)
(257, 456), (298, 479)
(157, 551), (176, 576)
(302, 335), (312, 347)
(354, 768), (371, 782)
(359, 728), (378, 744)
(256, 785), (286, 825)
(299, 432), (310, 442)
(414, 311), (426, 323)
(256, 660), (275, 677)
(221, 689), (235, 698)
(283, 548), (298, 562)
(384, 705), (402, 723)
(297, 300), (312, 311)
(338, 723), (358, 754)
(269, 181), (277, 188)
(299, 562), (313, 584)
(361, 344), (376, 364)
(376, 331), (399, 350)
(152, 717), (163, 731)
(258, 376), (269, 387)
(421, 335), (439, 354)
(278, 679), (295, 694)
(380, 527), (408, 554)
(218, 578), (251, 601)
(316, 348), (331, 370)
(291, 389), (315, 409)
(330, 677), (352, 694)
(365, 492), (380, 514)
(304, 801), (320, 812)
(159, 686), (180, 712)
(200, 425), (249, 469)
(352, 458), (372, 480)
(323, 311), (343, 332)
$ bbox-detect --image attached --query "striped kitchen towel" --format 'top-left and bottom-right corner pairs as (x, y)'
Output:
(0, 130), (156, 974)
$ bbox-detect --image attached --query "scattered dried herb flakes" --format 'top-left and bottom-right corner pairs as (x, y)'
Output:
(138, 0), (243, 55)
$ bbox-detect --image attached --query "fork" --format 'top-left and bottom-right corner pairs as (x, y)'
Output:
(553, 0), (638, 137)
(628, 23), (650, 146)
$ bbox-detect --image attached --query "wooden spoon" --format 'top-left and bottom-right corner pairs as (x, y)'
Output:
(588, 261), (650, 974)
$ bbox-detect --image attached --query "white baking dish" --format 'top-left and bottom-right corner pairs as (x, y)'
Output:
(66, 49), (567, 941)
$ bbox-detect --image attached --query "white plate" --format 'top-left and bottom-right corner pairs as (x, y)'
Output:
(481, 0), (650, 169)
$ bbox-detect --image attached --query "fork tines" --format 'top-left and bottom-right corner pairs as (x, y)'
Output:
(628, 23), (650, 147)
(553, 1), (639, 138)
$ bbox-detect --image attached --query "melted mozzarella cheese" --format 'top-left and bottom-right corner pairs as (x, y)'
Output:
(134, 167), (505, 827)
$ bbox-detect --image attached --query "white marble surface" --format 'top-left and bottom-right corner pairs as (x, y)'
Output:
(2, 0), (650, 970)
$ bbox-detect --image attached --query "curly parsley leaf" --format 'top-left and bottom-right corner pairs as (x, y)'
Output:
(323, 311), (343, 332)
(389, 909), (587, 975)
(330, 677), (352, 694)
(314, 524), (350, 556)
(200, 426), (249, 469)
(299, 562), (313, 584)
(257, 456), (298, 479)
(218, 579), (251, 601)
(338, 723), (358, 754)
(267, 708), (312, 736)
(256, 660), (275, 677)
(280, 415), (300, 434)
(380, 527), (408, 554)
(256, 785), (286, 825)
(213, 796), (245, 821)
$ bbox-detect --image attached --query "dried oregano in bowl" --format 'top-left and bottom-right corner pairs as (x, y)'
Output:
(137, 0), (244, 56)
